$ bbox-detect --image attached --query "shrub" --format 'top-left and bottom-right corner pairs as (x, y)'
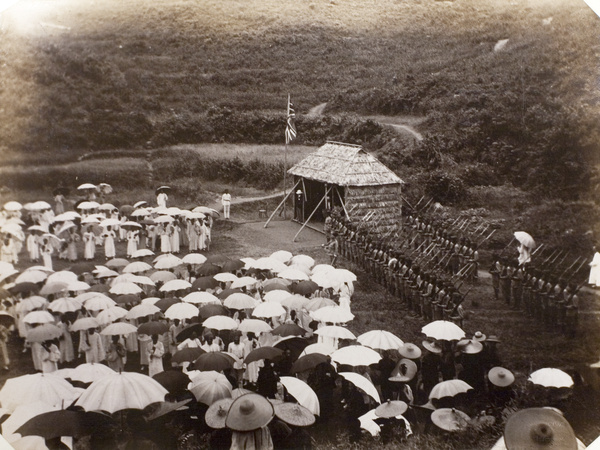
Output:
(422, 170), (468, 205)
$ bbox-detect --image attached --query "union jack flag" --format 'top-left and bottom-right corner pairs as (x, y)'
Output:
(285, 95), (297, 145)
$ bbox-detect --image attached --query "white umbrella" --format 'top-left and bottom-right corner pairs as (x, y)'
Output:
(15, 296), (47, 315)
(149, 271), (177, 283)
(3, 201), (22, 211)
(1, 401), (59, 443)
(70, 317), (100, 332)
(429, 380), (473, 399)
(311, 264), (336, 275)
(277, 269), (310, 281)
(46, 271), (78, 284)
(77, 201), (100, 210)
(188, 371), (232, 405)
(0, 373), (79, 413)
(238, 319), (272, 334)
(131, 208), (150, 217)
(47, 297), (83, 314)
(15, 270), (48, 284)
(154, 215), (174, 224)
(331, 345), (381, 366)
(75, 371), (168, 414)
(279, 377), (320, 415)
(224, 293), (257, 310)
(214, 273), (239, 283)
(98, 203), (117, 212)
(109, 282), (142, 295)
(202, 315), (238, 331)
(154, 254), (183, 269)
(250, 257), (288, 273)
(182, 292), (221, 305)
(100, 218), (120, 228)
(96, 306), (128, 325)
(514, 231), (536, 249)
(159, 279), (192, 292)
(300, 343), (336, 357)
(123, 262), (153, 274)
(132, 249), (155, 258)
(77, 183), (97, 190)
(83, 295), (116, 312)
(66, 281), (91, 292)
(165, 303), (199, 321)
(253, 302), (286, 318)
(339, 372), (381, 404)
(314, 325), (356, 340)
(310, 306), (354, 324)
(270, 250), (293, 263)
(101, 322), (138, 336)
(263, 290), (293, 304)
(23, 311), (55, 325)
(528, 368), (574, 388)
(141, 297), (161, 306)
(69, 363), (115, 384)
(421, 320), (466, 341)
(230, 276), (259, 289)
(126, 303), (161, 320)
(290, 255), (315, 268)
(182, 253), (208, 265)
(357, 330), (404, 350)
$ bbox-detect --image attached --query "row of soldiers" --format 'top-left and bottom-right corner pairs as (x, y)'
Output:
(327, 214), (474, 326)
(490, 258), (580, 337)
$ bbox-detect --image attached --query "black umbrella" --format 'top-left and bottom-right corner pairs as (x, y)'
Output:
(204, 255), (230, 267)
(89, 284), (110, 293)
(138, 321), (169, 335)
(152, 370), (191, 395)
(114, 294), (141, 305)
(119, 205), (134, 216)
(9, 283), (40, 295)
(274, 336), (309, 362)
(190, 352), (235, 372)
(291, 281), (319, 296)
(0, 312), (15, 328)
(271, 323), (307, 337)
(175, 323), (205, 342)
(154, 297), (181, 312)
(198, 304), (228, 320)
(196, 263), (221, 277)
(192, 276), (219, 291)
(222, 260), (245, 273)
(263, 283), (291, 293)
(243, 346), (283, 365)
(171, 346), (206, 362)
(290, 353), (329, 374)
(16, 410), (113, 439)
(216, 288), (242, 300)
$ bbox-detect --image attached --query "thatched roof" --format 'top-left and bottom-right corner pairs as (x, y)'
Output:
(288, 142), (404, 187)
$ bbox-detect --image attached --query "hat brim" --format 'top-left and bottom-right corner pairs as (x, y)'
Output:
(488, 367), (515, 387)
(225, 393), (274, 431)
(274, 403), (315, 427)
(205, 398), (234, 429)
(422, 341), (442, 354)
(398, 343), (422, 359)
(504, 408), (577, 450)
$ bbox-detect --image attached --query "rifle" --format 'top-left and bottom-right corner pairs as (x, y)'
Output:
(413, 196), (425, 211)
(530, 243), (545, 257)
(558, 256), (582, 280)
(477, 229), (496, 248)
(499, 237), (516, 258)
(565, 257), (590, 283)
(451, 287), (473, 315)
(548, 251), (569, 271)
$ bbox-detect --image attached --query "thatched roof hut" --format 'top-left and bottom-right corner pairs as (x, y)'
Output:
(287, 142), (404, 235)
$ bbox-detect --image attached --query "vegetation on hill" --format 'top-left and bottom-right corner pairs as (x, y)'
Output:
(0, 0), (599, 247)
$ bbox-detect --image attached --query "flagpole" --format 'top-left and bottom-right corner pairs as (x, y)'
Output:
(283, 93), (289, 220)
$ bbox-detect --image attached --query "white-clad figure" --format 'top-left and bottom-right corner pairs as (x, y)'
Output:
(126, 230), (139, 258)
(221, 189), (231, 219)
(157, 191), (168, 208)
(590, 249), (600, 287)
(83, 226), (96, 260)
(26, 233), (40, 262)
(103, 226), (116, 260)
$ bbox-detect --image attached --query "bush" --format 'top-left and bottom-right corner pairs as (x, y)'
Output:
(422, 170), (468, 205)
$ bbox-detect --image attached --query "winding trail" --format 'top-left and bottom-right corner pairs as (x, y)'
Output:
(307, 102), (424, 142)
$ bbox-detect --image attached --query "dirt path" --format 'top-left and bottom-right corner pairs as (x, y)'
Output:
(307, 102), (424, 141)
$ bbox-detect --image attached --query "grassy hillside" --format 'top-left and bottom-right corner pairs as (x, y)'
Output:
(0, 0), (599, 246)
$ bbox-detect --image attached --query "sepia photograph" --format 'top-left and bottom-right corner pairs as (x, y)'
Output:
(0, 0), (599, 448)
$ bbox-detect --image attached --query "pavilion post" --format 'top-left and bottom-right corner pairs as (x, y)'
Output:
(264, 180), (301, 228)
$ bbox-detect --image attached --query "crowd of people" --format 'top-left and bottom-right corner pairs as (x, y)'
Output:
(0, 188), (589, 450)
